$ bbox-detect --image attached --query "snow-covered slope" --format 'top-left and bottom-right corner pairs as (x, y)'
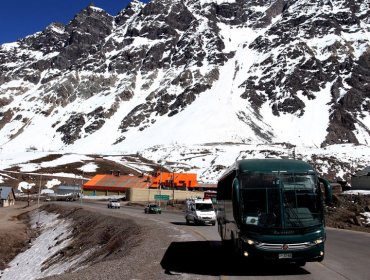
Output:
(0, 0), (369, 183)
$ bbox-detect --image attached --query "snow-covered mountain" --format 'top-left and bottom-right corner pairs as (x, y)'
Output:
(0, 0), (369, 183)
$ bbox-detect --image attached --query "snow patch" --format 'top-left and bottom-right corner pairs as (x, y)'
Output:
(0, 210), (91, 280)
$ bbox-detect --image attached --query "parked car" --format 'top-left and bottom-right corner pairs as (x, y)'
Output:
(144, 203), (162, 214)
(107, 199), (120, 209)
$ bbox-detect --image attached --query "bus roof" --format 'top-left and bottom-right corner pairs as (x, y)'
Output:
(219, 159), (316, 180)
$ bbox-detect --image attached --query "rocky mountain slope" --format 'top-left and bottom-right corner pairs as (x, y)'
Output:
(0, 0), (369, 154)
(0, 0), (369, 190)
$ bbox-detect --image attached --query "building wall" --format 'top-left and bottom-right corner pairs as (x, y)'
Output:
(0, 198), (14, 207)
(83, 189), (125, 196)
(127, 188), (205, 202)
(151, 172), (198, 188)
(351, 176), (370, 190)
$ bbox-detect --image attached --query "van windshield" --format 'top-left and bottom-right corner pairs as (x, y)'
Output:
(239, 172), (323, 229)
(196, 203), (214, 211)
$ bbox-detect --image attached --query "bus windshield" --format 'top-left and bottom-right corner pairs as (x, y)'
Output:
(240, 172), (323, 229)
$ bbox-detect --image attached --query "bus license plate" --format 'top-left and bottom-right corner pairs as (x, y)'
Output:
(279, 253), (292, 259)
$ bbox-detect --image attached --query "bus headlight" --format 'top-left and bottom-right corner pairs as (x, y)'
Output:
(311, 237), (324, 245)
(241, 237), (259, 246)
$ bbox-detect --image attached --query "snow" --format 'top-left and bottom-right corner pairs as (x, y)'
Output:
(217, 23), (258, 53)
(363, 212), (370, 225)
(199, 0), (237, 4)
(0, 0), (368, 157)
(0, 0), (369, 278)
(89, 6), (105, 13)
(45, 179), (61, 189)
(18, 181), (35, 192)
(49, 24), (65, 34)
(78, 162), (98, 173)
(0, 210), (94, 280)
(260, 82), (333, 147)
(1, 141), (369, 186)
(0, 0), (368, 182)
(0, 42), (19, 50)
(343, 190), (370, 196)
(41, 154), (92, 168)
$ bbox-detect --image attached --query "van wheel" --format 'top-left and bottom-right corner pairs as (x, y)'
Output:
(186, 218), (190, 225)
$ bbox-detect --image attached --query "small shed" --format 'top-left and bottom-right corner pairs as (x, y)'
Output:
(351, 166), (370, 190)
(56, 186), (81, 196)
(0, 186), (16, 207)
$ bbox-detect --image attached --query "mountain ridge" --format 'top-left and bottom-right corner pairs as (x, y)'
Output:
(0, 0), (369, 156)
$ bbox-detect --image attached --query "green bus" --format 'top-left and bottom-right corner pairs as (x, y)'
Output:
(216, 159), (332, 266)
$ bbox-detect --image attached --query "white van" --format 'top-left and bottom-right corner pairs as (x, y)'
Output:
(185, 198), (216, 225)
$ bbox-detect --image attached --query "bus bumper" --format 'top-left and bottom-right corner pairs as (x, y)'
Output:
(241, 242), (325, 263)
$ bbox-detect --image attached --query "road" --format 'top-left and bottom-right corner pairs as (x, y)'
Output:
(78, 201), (370, 280)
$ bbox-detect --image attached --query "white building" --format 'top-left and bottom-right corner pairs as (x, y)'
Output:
(351, 167), (370, 190)
(0, 186), (15, 207)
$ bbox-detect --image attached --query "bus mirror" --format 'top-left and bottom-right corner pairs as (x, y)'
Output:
(319, 177), (333, 205)
(232, 178), (241, 222)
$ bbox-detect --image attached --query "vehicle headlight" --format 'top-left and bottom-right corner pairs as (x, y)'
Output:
(241, 237), (259, 245)
(310, 237), (324, 245)
(246, 239), (255, 245)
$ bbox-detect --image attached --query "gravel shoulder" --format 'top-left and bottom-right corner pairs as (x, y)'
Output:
(37, 202), (216, 280)
(0, 201), (38, 270)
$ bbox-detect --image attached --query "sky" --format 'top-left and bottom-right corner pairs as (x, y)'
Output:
(0, 0), (148, 45)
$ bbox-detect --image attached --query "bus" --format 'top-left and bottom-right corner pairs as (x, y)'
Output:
(216, 159), (332, 266)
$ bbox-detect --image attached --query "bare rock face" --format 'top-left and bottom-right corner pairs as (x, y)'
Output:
(324, 49), (370, 145)
(56, 114), (85, 145)
(240, 0), (370, 146)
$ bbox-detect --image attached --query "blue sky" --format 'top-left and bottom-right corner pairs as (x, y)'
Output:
(0, 0), (148, 45)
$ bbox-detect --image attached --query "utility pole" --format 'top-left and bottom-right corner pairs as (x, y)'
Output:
(80, 171), (84, 204)
(159, 167), (162, 207)
(37, 174), (42, 208)
(172, 171), (175, 206)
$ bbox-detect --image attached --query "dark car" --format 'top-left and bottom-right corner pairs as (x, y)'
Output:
(144, 203), (162, 214)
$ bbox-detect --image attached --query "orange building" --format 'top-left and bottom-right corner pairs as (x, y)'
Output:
(150, 172), (198, 189)
(83, 171), (199, 196)
(83, 174), (150, 195)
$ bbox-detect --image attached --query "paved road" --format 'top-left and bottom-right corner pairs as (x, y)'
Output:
(77, 201), (370, 280)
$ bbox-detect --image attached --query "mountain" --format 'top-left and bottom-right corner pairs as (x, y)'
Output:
(0, 0), (369, 183)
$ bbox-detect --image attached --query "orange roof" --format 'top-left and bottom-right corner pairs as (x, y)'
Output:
(83, 174), (149, 191)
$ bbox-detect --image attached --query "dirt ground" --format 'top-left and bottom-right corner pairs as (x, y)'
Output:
(325, 193), (370, 233)
(0, 201), (39, 270)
